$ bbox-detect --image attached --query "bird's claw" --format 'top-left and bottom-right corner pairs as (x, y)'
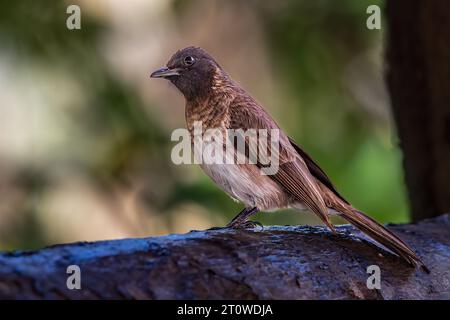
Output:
(227, 220), (263, 230)
(207, 220), (263, 231)
(206, 226), (226, 231)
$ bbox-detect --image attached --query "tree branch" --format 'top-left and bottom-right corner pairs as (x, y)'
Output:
(0, 214), (449, 299)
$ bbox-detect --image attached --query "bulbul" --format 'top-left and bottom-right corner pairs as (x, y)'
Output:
(151, 46), (428, 271)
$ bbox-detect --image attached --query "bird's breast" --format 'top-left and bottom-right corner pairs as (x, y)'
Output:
(185, 97), (231, 133)
(199, 161), (289, 211)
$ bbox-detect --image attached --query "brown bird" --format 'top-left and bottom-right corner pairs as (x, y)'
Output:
(151, 46), (428, 272)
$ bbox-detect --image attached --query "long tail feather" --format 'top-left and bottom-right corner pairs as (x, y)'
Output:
(339, 209), (429, 273)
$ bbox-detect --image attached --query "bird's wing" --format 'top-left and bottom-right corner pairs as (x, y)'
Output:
(288, 137), (349, 205)
(228, 99), (335, 232)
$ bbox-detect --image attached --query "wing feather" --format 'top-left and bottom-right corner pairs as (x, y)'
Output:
(228, 99), (335, 231)
(288, 137), (349, 205)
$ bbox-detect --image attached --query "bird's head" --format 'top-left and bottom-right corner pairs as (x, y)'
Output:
(150, 46), (222, 100)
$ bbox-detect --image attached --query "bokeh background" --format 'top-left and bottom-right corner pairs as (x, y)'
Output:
(1, 0), (409, 251)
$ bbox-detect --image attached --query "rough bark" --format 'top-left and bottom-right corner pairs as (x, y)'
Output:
(386, 0), (450, 221)
(0, 214), (449, 299)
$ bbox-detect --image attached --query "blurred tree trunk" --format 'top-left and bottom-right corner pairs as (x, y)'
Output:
(386, 0), (450, 221)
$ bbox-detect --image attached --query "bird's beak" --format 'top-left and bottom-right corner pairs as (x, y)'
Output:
(150, 67), (180, 78)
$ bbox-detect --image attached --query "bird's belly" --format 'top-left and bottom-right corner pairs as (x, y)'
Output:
(200, 163), (289, 210)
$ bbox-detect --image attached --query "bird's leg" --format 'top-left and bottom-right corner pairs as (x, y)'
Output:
(226, 207), (261, 229)
(206, 207), (261, 231)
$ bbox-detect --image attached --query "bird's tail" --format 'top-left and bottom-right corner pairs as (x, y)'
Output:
(339, 208), (429, 273)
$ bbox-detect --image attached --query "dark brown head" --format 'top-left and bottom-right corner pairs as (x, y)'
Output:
(151, 47), (222, 101)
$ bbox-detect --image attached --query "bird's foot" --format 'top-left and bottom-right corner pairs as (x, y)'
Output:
(227, 220), (263, 230)
(206, 226), (226, 231)
(207, 220), (263, 231)
(207, 207), (262, 231)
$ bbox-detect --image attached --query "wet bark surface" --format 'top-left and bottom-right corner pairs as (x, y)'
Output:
(0, 214), (449, 299)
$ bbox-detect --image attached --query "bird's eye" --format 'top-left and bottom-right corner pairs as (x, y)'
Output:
(183, 56), (195, 66)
